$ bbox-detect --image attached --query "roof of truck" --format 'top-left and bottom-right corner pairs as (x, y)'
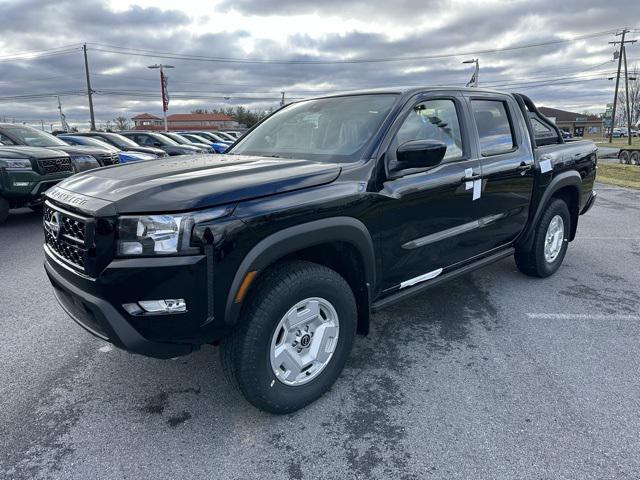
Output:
(298, 86), (511, 101)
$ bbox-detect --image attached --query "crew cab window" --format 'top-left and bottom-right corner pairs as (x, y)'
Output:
(392, 99), (464, 163)
(471, 100), (516, 156)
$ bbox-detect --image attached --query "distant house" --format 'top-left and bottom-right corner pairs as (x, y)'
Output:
(131, 113), (163, 129)
(538, 107), (603, 137)
(131, 112), (239, 131)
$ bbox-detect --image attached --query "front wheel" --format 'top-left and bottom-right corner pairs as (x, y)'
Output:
(630, 151), (640, 166)
(515, 198), (570, 278)
(221, 261), (357, 413)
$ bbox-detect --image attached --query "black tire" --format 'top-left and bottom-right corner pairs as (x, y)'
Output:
(515, 198), (570, 278)
(630, 151), (640, 166)
(0, 196), (9, 224)
(619, 150), (630, 164)
(221, 260), (357, 414)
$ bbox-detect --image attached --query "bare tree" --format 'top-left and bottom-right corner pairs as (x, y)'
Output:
(617, 65), (640, 127)
(112, 116), (131, 131)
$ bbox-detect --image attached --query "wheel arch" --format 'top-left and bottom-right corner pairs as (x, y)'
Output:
(517, 170), (582, 250)
(224, 217), (375, 334)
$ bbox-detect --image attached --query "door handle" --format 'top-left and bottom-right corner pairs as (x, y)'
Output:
(517, 163), (533, 174)
(461, 174), (481, 182)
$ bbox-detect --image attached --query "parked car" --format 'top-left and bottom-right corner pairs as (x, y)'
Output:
(73, 132), (168, 158)
(120, 131), (203, 156)
(179, 132), (229, 153)
(189, 131), (234, 146)
(612, 128), (627, 138)
(222, 131), (243, 139)
(0, 146), (73, 223)
(157, 132), (215, 154)
(0, 124), (116, 171)
(213, 131), (237, 142)
(560, 130), (572, 140)
(57, 134), (157, 164)
(43, 87), (597, 413)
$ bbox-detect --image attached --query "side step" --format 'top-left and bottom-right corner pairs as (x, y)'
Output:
(371, 247), (514, 312)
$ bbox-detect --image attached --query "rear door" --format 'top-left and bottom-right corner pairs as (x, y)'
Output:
(463, 93), (535, 253)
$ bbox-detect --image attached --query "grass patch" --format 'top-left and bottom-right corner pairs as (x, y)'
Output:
(594, 137), (640, 149)
(597, 163), (640, 189)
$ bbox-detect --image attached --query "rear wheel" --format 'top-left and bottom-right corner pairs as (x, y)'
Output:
(630, 151), (640, 166)
(619, 150), (631, 164)
(515, 198), (570, 278)
(221, 260), (357, 413)
(0, 196), (9, 224)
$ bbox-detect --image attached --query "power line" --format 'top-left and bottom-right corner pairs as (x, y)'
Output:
(85, 29), (619, 65)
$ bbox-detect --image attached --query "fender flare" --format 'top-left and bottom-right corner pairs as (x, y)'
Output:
(224, 217), (376, 326)
(517, 170), (582, 250)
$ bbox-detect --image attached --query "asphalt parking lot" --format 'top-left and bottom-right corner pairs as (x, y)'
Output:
(1, 183), (639, 480)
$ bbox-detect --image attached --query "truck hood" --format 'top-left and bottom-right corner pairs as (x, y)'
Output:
(0, 145), (70, 159)
(47, 145), (114, 156)
(51, 154), (341, 214)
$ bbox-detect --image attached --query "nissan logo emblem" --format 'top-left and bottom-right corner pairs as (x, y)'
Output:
(45, 212), (62, 239)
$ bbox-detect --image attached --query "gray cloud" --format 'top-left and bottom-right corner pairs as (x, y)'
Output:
(0, 0), (638, 128)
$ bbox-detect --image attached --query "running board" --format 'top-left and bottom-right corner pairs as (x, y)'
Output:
(371, 248), (514, 312)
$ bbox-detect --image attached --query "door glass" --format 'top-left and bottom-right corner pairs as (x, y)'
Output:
(393, 99), (464, 162)
(471, 100), (516, 156)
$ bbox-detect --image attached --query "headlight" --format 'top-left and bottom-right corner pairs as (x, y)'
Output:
(0, 157), (32, 170)
(116, 206), (233, 257)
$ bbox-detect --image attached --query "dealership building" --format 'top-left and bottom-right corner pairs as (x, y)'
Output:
(538, 107), (603, 137)
(131, 112), (240, 131)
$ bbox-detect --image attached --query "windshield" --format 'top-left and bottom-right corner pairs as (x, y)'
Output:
(164, 133), (190, 144)
(103, 133), (139, 148)
(217, 132), (236, 141)
(62, 136), (116, 150)
(149, 133), (177, 146)
(5, 126), (68, 147)
(187, 134), (211, 144)
(230, 94), (398, 162)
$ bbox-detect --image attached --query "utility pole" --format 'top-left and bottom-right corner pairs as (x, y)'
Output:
(280, 91), (285, 107)
(608, 29), (636, 143)
(148, 64), (174, 131)
(83, 44), (96, 131)
(623, 45), (634, 146)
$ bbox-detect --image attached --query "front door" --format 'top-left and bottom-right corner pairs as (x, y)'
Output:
(373, 94), (487, 293)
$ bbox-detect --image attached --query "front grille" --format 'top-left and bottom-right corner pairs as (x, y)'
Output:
(37, 157), (74, 174)
(94, 153), (119, 166)
(44, 204), (89, 272)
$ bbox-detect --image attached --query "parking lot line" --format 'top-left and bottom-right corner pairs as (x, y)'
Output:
(526, 313), (640, 320)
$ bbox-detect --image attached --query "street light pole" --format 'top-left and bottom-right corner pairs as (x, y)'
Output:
(463, 58), (479, 87)
(147, 64), (174, 131)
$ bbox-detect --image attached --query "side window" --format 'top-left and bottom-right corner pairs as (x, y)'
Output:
(529, 116), (559, 145)
(471, 100), (516, 156)
(392, 99), (464, 163)
(136, 135), (152, 146)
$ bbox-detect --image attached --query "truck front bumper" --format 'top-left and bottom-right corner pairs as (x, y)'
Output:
(44, 246), (219, 359)
(581, 190), (597, 215)
(1, 170), (68, 203)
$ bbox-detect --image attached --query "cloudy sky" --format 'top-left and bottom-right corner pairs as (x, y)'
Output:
(0, 0), (639, 130)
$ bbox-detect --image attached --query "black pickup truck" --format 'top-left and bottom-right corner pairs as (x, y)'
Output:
(43, 87), (597, 413)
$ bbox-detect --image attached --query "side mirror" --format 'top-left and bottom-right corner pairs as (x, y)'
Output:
(395, 140), (447, 170)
